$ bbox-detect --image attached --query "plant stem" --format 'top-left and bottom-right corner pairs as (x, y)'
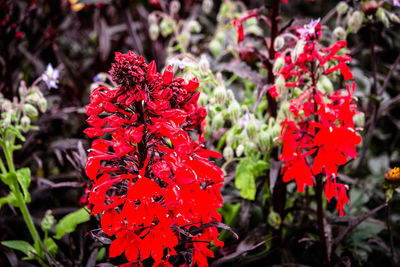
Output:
(316, 175), (329, 266)
(2, 136), (44, 256)
(386, 199), (397, 264)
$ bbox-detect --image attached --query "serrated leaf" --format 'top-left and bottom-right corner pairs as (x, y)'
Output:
(0, 191), (18, 209)
(235, 158), (256, 200)
(44, 237), (58, 258)
(1, 240), (34, 256)
(55, 208), (90, 239)
(16, 168), (31, 203)
(7, 126), (26, 142)
(252, 160), (269, 178)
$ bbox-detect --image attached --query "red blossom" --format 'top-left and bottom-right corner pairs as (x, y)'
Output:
(85, 51), (224, 265)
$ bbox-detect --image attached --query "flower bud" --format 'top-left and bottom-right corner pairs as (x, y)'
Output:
(21, 115), (30, 132)
(376, 8), (389, 28)
(149, 24), (160, 41)
(228, 101), (241, 122)
(209, 39), (222, 57)
(272, 124), (281, 139)
(214, 85), (227, 105)
(171, 1), (181, 14)
(188, 20), (201, 33)
(38, 98), (47, 113)
(1, 99), (12, 111)
(292, 87), (302, 98)
(275, 75), (285, 95)
(267, 210), (281, 230)
(362, 1), (378, 16)
(257, 130), (272, 152)
(18, 81), (27, 97)
(160, 18), (173, 37)
(353, 112), (365, 128)
(24, 104), (38, 119)
(216, 32), (225, 42)
(291, 40), (306, 63)
(3, 113), (11, 128)
(211, 113), (224, 130)
(246, 120), (257, 140)
(236, 144), (244, 157)
(273, 57), (285, 75)
(148, 13), (157, 25)
(41, 210), (56, 233)
(244, 141), (257, 155)
(389, 13), (400, 24)
(199, 55), (210, 74)
(348, 11), (364, 33)
(333, 26), (346, 40)
(274, 36), (285, 51)
(26, 92), (41, 104)
(202, 0), (213, 14)
(280, 101), (290, 117)
(223, 146), (234, 161)
(336, 2), (349, 15)
(199, 92), (208, 107)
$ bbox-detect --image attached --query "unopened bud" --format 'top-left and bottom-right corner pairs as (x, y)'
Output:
(292, 87), (302, 98)
(275, 75), (285, 94)
(228, 101), (241, 122)
(267, 210), (281, 230)
(354, 112), (365, 128)
(24, 104), (38, 119)
(362, 1), (378, 16)
(209, 39), (222, 57)
(1, 99), (12, 111)
(171, 1), (181, 14)
(389, 13), (400, 24)
(26, 92), (41, 104)
(271, 124), (281, 138)
(3, 113), (11, 128)
(274, 36), (285, 51)
(348, 11), (364, 33)
(160, 18), (173, 37)
(199, 92), (208, 107)
(376, 8), (389, 28)
(333, 26), (346, 40)
(246, 120), (257, 139)
(21, 116), (30, 132)
(236, 144), (244, 157)
(38, 98), (47, 113)
(202, 0), (213, 14)
(149, 24), (160, 41)
(292, 40), (306, 63)
(273, 57), (285, 75)
(337, 2), (349, 15)
(214, 85), (227, 105)
(199, 55), (210, 74)
(257, 130), (272, 152)
(318, 75), (334, 94)
(41, 210), (56, 233)
(188, 20), (201, 33)
(244, 141), (257, 155)
(280, 101), (290, 117)
(18, 81), (27, 97)
(212, 113), (224, 130)
(223, 146), (234, 161)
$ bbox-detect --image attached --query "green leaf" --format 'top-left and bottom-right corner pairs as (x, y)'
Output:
(7, 126), (26, 142)
(16, 168), (31, 203)
(0, 191), (18, 209)
(235, 158), (256, 200)
(219, 203), (242, 227)
(44, 237), (58, 257)
(252, 160), (269, 178)
(1, 240), (34, 256)
(55, 208), (90, 239)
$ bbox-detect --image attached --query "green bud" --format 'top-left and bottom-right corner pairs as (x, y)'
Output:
(333, 26), (346, 40)
(171, 1), (181, 14)
(336, 2), (349, 15)
(188, 20), (201, 33)
(179, 31), (191, 48)
(318, 75), (334, 94)
(202, 0), (213, 14)
(214, 85), (227, 105)
(199, 55), (210, 74)
(257, 130), (272, 152)
(3, 113), (11, 128)
(41, 210), (56, 234)
(244, 141), (257, 155)
(18, 81), (27, 97)
(389, 13), (400, 24)
(274, 36), (285, 51)
(149, 24), (160, 41)
(223, 146), (234, 161)
(271, 124), (281, 139)
(26, 92), (41, 104)
(198, 92), (208, 107)
(273, 57), (285, 75)
(236, 144), (244, 157)
(38, 98), (47, 113)
(292, 87), (302, 98)
(148, 13), (157, 25)
(211, 113), (224, 130)
(228, 101), (241, 122)
(376, 8), (389, 28)
(216, 32), (225, 42)
(291, 40), (306, 63)
(267, 210), (281, 230)
(21, 116), (30, 132)
(275, 75), (285, 95)
(1, 99), (12, 111)
(246, 120), (257, 140)
(353, 112), (365, 128)
(280, 101), (290, 117)
(160, 18), (173, 37)
(209, 39), (222, 58)
(24, 104), (38, 119)
(348, 11), (364, 33)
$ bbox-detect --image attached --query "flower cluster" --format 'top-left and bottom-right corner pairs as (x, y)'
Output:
(84, 51), (224, 266)
(274, 20), (362, 216)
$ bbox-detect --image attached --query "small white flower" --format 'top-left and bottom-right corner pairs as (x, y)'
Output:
(42, 63), (60, 89)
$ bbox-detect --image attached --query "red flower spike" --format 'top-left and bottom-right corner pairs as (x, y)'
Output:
(85, 51), (224, 265)
(277, 20), (360, 216)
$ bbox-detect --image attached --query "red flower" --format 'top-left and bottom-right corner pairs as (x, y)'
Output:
(85, 51), (224, 265)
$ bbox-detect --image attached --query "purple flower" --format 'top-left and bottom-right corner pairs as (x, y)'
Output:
(297, 18), (321, 40)
(394, 0), (400, 7)
(42, 64), (59, 89)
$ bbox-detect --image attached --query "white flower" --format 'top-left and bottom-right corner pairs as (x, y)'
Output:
(42, 63), (60, 89)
